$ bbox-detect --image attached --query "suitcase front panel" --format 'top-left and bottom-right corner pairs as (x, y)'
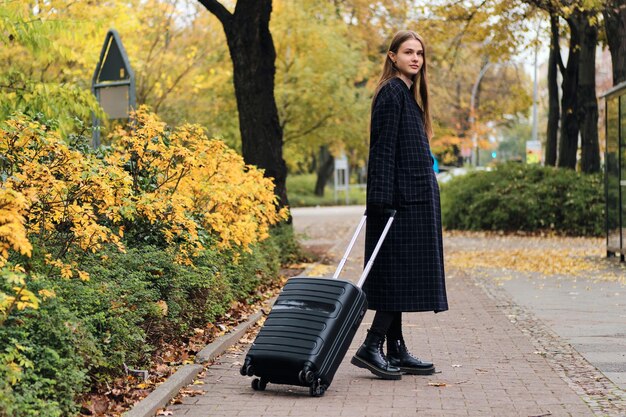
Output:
(245, 277), (367, 387)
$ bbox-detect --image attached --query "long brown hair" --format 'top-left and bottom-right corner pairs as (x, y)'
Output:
(372, 30), (433, 140)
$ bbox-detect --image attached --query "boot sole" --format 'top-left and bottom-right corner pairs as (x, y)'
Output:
(399, 366), (436, 375)
(350, 356), (402, 380)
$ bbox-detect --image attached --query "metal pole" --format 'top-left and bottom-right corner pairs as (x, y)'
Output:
(470, 62), (490, 167)
(91, 88), (101, 148)
(531, 28), (539, 145)
(345, 168), (349, 205)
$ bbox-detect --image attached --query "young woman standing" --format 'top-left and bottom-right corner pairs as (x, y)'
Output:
(351, 30), (448, 380)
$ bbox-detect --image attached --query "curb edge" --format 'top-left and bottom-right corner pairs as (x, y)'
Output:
(194, 308), (265, 364)
(122, 364), (203, 417)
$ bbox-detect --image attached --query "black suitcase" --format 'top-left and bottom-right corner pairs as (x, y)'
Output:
(240, 211), (395, 396)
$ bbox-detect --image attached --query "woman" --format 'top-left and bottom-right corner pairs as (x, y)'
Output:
(351, 30), (448, 380)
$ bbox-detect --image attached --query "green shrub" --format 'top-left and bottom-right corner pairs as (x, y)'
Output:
(0, 223), (300, 415)
(440, 163), (604, 236)
(60, 247), (167, 378)
(0, 277), (93, 417)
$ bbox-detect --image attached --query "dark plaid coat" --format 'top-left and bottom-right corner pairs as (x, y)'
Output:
(363, 77), (448, 313)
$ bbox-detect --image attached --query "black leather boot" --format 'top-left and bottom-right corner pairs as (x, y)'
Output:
(351, 331), (402, 380)
(387, 339), (435, 375)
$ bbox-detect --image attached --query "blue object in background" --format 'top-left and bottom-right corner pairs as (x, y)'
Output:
(431, 151), (439, 173)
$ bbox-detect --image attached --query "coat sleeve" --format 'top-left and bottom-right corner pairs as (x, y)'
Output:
(367, 82), (403, 206)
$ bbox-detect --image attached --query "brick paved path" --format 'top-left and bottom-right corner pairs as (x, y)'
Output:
(163, 207), (619, 417)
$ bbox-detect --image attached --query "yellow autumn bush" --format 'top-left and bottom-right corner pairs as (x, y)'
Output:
(1, 115), (130, 280)
(0, 188), (38, 325)
(1, 109), (287, 273)
(0, 188), (32, 264)
(108, 106), (288, 261)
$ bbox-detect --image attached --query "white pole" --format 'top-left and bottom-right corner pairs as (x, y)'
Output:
(470, 62), (490, 167)
(531, 25), (539, 144)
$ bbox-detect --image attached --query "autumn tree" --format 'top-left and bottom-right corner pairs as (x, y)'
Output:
(1, 0), (244, 152)
(420, 1), (533, 164)
(603, 0), (626, 84)
(332, 0), (412, 77)
(196, 0), (288, 210)
(576, 6), (600, 173)
(532, 2), (601, 172)
(432, 0), (603, 172)
(272, 0), (371, 196)
(545, 13), (561, 166)
(0, 1), (102, 132)
(196, 0), (416, 200)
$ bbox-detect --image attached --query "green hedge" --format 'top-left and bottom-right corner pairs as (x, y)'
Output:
(0, 224), (297, 417)
(440, 163), (604, 236)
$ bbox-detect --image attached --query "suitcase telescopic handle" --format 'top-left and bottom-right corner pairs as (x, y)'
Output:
(331, 215), (366, 279)
(331, 210), (396, 287)
(356, 210), (395, 288)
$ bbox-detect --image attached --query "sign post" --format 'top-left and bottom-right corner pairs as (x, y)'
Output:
(334, 154), (350, 205)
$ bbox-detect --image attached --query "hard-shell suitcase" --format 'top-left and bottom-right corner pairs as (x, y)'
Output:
(240, 211), (395, 396)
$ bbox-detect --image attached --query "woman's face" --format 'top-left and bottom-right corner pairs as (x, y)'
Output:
(389, 38), (424, 81)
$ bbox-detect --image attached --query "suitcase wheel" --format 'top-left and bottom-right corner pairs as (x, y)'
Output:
(251, 378), (267, 391)
(309, 379), (327, 397)
(298, 369), (315, 384)
(240, 358), (254, 377)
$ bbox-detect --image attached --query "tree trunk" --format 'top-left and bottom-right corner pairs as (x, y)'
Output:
(603, 0), (626, 84)
(578, 12), (600, 173)
(545, 14), (560, 166)
(314, 146), (334, 197)
(198, 0), (289, 209)
(557, 14), (581, 170)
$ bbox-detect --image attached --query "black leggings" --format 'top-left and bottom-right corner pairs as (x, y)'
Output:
(370, 310), (403, 340)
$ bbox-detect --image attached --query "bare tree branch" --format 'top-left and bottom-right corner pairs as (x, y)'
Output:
(283, 113), (333, 143)
(197, 0), (233, 28)
(441, 0), (489, 70)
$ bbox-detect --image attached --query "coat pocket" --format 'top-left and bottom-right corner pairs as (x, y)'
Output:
(396, 169), (432, 203)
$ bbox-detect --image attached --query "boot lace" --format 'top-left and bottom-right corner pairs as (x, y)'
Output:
(378, 339), (389, 361)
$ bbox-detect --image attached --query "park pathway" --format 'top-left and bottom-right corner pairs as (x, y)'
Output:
(163, 206), (624, 417)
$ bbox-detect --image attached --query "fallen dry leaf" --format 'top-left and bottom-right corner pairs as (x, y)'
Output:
(428, 382), (447, 387)
(179, 388), (205, 397)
